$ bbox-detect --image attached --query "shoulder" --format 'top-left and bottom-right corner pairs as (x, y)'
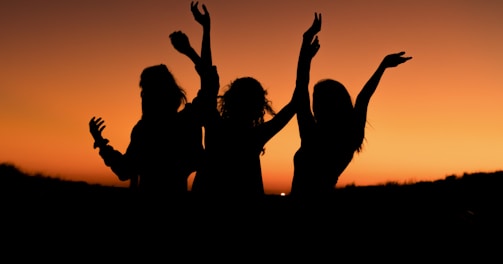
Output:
(132, 119), (144, 128)
(178, 103), (194, 115)
(130, 120), (144, 135)
(177, 103), (197, 122)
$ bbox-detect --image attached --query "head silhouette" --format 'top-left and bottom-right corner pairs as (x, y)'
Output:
(139, 64), (187, 118)
(313, 79), (364, 152)
(219, 77), (275, 126)
(313, 79), (354, 125)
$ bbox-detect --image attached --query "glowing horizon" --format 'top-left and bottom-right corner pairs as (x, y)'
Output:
(1, 0), (502, 194)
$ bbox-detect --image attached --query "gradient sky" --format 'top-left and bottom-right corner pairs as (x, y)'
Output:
(1, 0), (502, 194)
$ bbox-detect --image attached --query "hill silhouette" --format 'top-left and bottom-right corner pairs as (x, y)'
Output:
(2, 162), (502, 221)
(1, 162), (502, 260)
(2, 162), (501, 211)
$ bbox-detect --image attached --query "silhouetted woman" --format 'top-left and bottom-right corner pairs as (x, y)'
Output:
(88, 2), (215, 201)
(290, 21), (412, 200)
(174, 4), (299, 201)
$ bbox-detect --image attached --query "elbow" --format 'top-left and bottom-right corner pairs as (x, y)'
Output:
(111, 167), (135, 182)
(117, 174), (131, 181)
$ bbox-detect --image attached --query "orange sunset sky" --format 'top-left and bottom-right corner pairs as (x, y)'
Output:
(1, 0), (502, 195)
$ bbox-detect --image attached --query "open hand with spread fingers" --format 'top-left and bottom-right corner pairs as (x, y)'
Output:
(381, 51), (412, 68)
(191, 1), (210, 28)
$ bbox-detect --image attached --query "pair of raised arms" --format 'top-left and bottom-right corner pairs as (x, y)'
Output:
(170, 2), (211, 70)
(302, 13), (411, 69)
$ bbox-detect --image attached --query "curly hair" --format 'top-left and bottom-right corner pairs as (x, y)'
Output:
(218, 77), (275, 127)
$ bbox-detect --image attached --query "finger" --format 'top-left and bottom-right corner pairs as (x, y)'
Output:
(202, 4), (208, 14)
(401, 57), (412, 63)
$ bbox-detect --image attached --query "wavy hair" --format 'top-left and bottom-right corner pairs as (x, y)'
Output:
(218, 77), (275, 127)
(139, 64), (187, 116)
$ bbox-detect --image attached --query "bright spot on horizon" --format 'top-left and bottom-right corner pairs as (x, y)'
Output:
(280, 193), (286, 196)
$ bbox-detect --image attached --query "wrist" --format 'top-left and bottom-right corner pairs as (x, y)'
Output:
(93, 138), (110, 149)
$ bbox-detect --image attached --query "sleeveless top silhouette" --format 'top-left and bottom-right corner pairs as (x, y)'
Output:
(192, 118), (266, 198)
(292, 127), (358, 197)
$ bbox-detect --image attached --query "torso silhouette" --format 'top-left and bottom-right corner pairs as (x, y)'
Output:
(292, 125), (359, 198)
(192, 114), (266, 198)
(100, 102), (203, 198)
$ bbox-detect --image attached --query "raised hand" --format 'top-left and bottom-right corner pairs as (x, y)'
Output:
(169, 31), (195, 56)
(381, 51), (412, 68)
(191, 1), (210, 28)
(307, 36), (321, 58)
(89, 116), (109, 149)
(300, 13), (321, 60)
(304, 12), (322, 39)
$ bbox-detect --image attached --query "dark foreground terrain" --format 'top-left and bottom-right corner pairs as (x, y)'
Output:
(1, 163), (502, 261)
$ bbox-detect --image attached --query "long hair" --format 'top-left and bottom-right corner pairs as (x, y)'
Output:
(218, 77), (275, 127)
(313, 79), (364, 153)
(139, 64), (187, 117)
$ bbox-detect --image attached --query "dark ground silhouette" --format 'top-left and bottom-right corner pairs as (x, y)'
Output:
(1, 162), (502, 260)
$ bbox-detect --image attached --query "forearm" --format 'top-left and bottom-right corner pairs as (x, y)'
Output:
(201, 26), (212, 67)
(295, 84), (315, 140)
(354, 64), (385, 137)
(193, 24), (217, 115)
(198, 25), (212, 86)
(293, 37), (314, 99)
(357, 64), (386, 105)
(186, 49), (202, 67)
(293, 58), (312, 117)
(98, 145), (135, 181)
(295, 53), (313, 87)
(260, 101), (296, 144)
(296, 31), (318, 88)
